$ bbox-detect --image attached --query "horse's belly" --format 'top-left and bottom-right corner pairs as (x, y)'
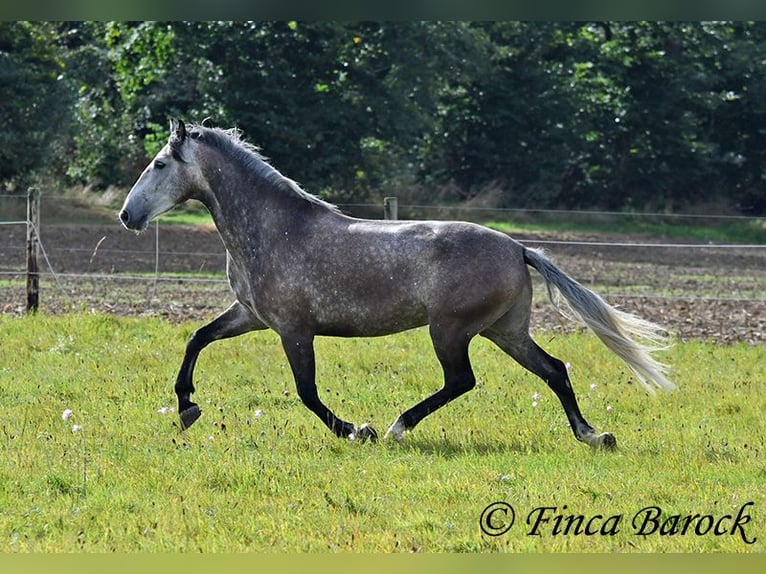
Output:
(311, 295), (429, 337)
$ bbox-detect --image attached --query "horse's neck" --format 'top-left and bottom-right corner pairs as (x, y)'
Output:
(198, 164), (318, 258)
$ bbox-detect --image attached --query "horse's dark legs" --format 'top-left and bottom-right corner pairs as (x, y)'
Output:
(484, 330), (616, 449)
(280, 332), (377, 441)
(386, 326), (476, 441)
(175, 301), (265, 429)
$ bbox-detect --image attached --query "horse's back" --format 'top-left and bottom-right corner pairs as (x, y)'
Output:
(339, 217), (529, 330)
(345, 217), (522, 258)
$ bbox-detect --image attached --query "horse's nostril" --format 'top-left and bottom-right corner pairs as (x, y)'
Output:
(119, 209), (130, 226)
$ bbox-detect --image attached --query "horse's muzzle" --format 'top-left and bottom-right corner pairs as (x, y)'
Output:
(119, 208), (147, 232)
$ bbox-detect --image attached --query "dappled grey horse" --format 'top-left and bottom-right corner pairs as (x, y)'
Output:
(120, 120), (674, 449)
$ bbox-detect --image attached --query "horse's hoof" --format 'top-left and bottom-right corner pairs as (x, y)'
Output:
(596, 432), (617, 451)
(581, 431), (616, 450)
(384, 417), (406, 443)
(179, 404), (202, 430)
(350, 423), (378, 443)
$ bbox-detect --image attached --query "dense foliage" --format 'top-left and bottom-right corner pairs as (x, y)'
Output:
(2, 21), (764, 214)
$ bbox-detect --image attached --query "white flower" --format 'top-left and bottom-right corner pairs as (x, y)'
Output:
(71, 424), (82, 433)
(606, 405), (613, 413)
(590, 383), (597, 391)
(532, 392), (541, 401)
(62, 409), (73, 421)
(565, 362), (572, 371)
(254, 409), (263, 418)
(532, 401), (539, 408)
(157, 407), (170, 415)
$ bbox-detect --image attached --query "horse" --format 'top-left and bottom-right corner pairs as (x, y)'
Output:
(119, 119), (674, 450)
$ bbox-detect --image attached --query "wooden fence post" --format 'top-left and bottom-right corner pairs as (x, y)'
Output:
(383, 196), (398, 220)
(26, 187), (40, 313)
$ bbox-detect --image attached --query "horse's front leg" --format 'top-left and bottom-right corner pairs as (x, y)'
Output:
(175, 301), (266, 429)
(280, 330), (377, 442)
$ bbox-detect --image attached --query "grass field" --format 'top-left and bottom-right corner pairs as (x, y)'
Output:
(0, 313), (764, 552)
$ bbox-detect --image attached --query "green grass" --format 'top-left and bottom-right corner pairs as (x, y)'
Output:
(0, 314), (764, 552)
(158, 203), (215, 226)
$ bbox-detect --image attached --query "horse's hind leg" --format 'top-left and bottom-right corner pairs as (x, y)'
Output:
(280, 331), (377, 442)
(385, 325), (476, 441)
(175, 301), (265, 429)
(483, 327), (616, 450)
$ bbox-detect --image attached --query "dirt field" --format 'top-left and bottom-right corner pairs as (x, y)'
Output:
(1, 219), (764, 344)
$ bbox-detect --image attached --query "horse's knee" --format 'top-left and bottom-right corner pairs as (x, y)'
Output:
(452, 372), (476, 394)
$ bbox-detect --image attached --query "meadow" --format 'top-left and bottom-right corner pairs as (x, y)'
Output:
(0, 313), (763, 552)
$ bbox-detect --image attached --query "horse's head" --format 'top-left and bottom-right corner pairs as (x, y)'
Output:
(119, 119), (208, 231)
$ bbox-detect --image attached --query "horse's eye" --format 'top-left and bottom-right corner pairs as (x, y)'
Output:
(154, 160), (166, 169)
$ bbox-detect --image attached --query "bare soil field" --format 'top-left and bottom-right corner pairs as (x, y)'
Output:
(1, 220), (764, 344)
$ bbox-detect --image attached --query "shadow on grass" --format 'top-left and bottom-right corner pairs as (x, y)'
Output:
(394, 435), (553, 458)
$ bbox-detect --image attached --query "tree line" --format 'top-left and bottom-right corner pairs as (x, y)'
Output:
(2, 21), (765, 215)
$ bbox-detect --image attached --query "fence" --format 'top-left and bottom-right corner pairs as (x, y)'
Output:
(1, 190), (764, 341)
(1, 189), (43, 312)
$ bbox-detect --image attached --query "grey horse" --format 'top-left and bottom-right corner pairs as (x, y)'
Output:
(119, 120), (674, 449)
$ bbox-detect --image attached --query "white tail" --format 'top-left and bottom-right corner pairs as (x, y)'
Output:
(524, 247), (675, 392)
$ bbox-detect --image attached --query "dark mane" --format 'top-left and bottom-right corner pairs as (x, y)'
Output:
(184, 124), (339, 213)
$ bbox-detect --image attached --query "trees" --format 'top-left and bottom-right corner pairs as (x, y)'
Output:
(0, 22), (71, 188)
(62, 22), (193, 187)
(565, 21), (766, 214)
(2, 21), (764, 214)
(424, 22), (581, 204)
(428, 22), (766, 213)
(192, 21), (479, 200)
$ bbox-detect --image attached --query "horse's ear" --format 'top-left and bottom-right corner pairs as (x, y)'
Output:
(169, 119), (187, 144)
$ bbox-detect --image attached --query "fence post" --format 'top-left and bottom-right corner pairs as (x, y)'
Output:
(383, 196), (398, 220)
(26, 187), (40, 313)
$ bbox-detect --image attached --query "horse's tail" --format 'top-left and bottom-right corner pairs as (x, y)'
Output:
(523, 246), (675, 393)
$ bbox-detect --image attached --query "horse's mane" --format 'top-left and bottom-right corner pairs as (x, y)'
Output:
(182, 123), (340, 213)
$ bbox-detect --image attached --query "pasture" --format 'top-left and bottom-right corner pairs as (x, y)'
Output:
(0, 312), (763, 552)
(1, 196), (764, 554)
